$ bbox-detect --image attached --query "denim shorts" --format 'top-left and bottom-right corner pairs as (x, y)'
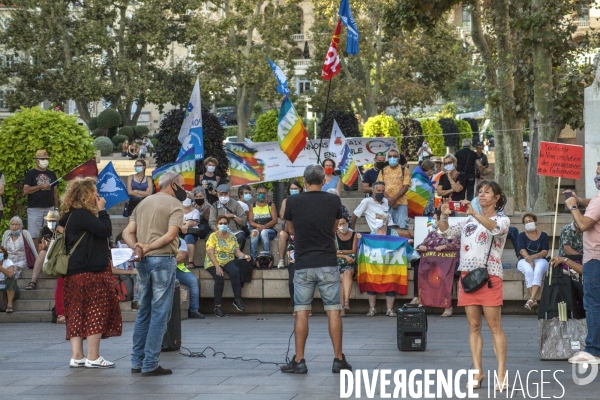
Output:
(293, 266), (341, 312)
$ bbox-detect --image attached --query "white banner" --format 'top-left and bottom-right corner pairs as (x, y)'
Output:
(226, 137), (398, 186)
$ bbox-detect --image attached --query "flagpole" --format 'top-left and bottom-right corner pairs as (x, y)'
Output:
(317, 79), (333, 164)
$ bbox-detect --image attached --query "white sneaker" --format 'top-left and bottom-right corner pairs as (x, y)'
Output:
(85, 356), (115, 368)
(568, 351), (600, 364)
(69, 357), (86, 368)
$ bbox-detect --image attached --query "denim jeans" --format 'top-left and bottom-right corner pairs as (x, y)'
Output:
(176, 269), (199, 313)
(293, 266), (341, 312)
(250, 228), (277, 259)
(389, 204), (409, 229)
(131, 256), (176, 373)
(583, 259), (600, 357)
(206, 259), (243, 305)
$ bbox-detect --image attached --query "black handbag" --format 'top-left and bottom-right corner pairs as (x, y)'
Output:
(461, 240), (494, 293)
(538, 265), (585, 320)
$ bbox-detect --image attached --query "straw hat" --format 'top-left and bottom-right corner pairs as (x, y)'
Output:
(45, 210), (60, 221)
(35, 149), (50, 159)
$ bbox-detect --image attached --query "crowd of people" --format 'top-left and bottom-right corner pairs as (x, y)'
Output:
(1, 142), (599, 377)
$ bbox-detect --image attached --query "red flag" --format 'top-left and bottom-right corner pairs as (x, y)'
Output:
(62, 159), (99, 181)
(321, 19), (342, 80)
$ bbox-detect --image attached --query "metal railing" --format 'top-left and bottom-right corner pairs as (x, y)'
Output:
(293, 59), (311, 66)
(292, 34), (305, 41)
(576, 19), (590, 27)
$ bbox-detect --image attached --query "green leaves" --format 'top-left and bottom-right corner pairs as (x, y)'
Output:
(254, 110), (279, 143)
(363, 113), (401, 148)
(0, 107), (95, 230)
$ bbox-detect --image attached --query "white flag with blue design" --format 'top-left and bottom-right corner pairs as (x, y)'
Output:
(96, 162), (129, 210)
(267, 58), (290, 95)
(178, 77), (204, 160)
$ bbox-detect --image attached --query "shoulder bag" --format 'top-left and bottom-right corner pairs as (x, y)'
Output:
(42, 215), (86, 277)
(461, 238), (494, 293)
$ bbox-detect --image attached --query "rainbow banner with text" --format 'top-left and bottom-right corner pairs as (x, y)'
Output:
(357, 234), (414, 295)
(151, 147), (195, 191)
(277, 96), (308, 163)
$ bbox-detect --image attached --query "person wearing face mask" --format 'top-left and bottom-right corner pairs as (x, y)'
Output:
(335, 216), (358, 317)
(352, 181), (390, 232)
(436, 154), (466, 203)
(122, 171), (186, 376)
(516, 213), (549, 311)
(191, 186), (213, 240)
(361, 152), (387, 195)
(248, 184), (278, 265)
(417, 141), (433, 163)
(196, 157), (221, 205)
(205, 215), (252, 317)
(376, 150), (411, 229)
(277, 180), (303, 269)
(126, 160), (153, 217)
(209, 184), (248, 250)
(322, 158), (342, 196)
(23, 149), (58, 249)
(237, 185), (252, 216)
(412, 209), (461, 317)
(1, 216), (38, 282)
(180, 196), (201, 270)
(355, 212), (400, 317)
(0, 245), (18, 313)
(25, 211), (59, 291)
(454, 139), (483, 201)
(565, 162), (600, 365)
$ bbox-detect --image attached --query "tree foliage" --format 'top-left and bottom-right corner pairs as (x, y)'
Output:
(438, 118), (460, 149)
(186, 0), (302, 141)
(362, 114), (401, 148)
(0, 107), (95, 229)
(462, 118), (479, 146)
(93, 136), (114, 156)
(155, 109), (185, 168)
(253, 110), (278, 142)
(318, 110), (360, 139)
(420, 119), (444, 156)
(398, 118), (423, 161)
(455, 119), (473, 142)
(308, 0), (469, 120)
(0, 0), (195, 127)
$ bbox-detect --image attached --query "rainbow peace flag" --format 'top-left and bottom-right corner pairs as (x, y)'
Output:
(152, 147), (196, 192)
(338, 143), (358, 186)
(277, 96), (308, 163)
(406, 166), (434, 218)
(226, 143), (265, 182)
(226, 149), (262, 186)
(357, 234), (414, 295)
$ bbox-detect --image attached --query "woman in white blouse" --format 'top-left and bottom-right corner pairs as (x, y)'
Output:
(437, 180), (510, 392)
(1, 216), (38, 280)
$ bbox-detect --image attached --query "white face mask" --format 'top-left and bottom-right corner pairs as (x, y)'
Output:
(524, 222), (536, 232)
(207, 165), (216, 173)
(38, 159), (49, 169)
(219, 196), (230, 204)
(444, 164), (455, 172)
(338, 225), (349, 234)
(182, 198), (192, 207)
(373, 219), (385, 229)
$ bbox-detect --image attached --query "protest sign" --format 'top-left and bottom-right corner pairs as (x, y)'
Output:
(226, 137), (398, 186)
(537, 141), (584, 180)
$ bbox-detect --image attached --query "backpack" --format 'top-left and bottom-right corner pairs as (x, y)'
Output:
(113, 275), (134, 302)
(42, 214), (86, 277)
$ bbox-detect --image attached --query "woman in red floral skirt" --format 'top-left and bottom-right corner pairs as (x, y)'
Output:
(58, 177), (122, 368)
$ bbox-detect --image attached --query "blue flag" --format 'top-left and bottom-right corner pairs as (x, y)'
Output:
(339, 0), (359, 55)
(96, 162), (129, 210)
(177, 77), (204, 160)
(267, 58), (290, 95)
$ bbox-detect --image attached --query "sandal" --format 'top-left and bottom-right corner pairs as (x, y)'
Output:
(495, 381), (509, 392)
(367, 308), (376, 317)
(467, 375), (485, 390)
(25, 281), (37, 290)
(531, 300), (539, 309)
(524, 299), (534, 310)
(6, 307), (13, 313)
(386, 308), (397, 317)
(187, 262), (195, 270)
(57, 315), (66, 324)
(441, 307), (453, 317)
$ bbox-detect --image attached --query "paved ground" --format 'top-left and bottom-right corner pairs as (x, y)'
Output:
(1, 313), (598, 400)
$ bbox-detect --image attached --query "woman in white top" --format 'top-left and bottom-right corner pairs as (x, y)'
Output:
(181, 197), (201, 269)
(437, 180), (510, 391)
(0, 246), (17, 313)
(1, 216), (38, 279)
(417, 141), (433, 163)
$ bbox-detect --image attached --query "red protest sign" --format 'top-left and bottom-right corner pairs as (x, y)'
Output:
(537, 141), (584, 180)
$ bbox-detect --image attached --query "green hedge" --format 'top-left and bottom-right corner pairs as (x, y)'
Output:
(455, 119), (473, 142)
(112, 134), (129, 151)
(93, 136), (114, 156)
(420, 119), (445, 156)
(363, 114), (401, 149)
(253, 110), (278, 142)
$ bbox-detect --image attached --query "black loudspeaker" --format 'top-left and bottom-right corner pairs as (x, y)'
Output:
(397, 303), (427, 351)
(162, 281), (182, 352)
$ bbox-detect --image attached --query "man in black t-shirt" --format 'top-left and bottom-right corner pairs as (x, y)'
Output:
(474, 143), (491, 179)
(454, 139), (482, 200)
(23, 150), (58, 246)
(361, 152), (387, 195)
(281, 164), (352, 375)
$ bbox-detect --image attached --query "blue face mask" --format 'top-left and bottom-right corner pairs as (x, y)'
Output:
(243, 193), (252, 202)
(257, 193), (267, 202)
(388, 157), (398, 167)
(9, 229), (21, 237)
(217, 224), (229, 232)
(430, 220), (437, 229)
(0, 253), (4, 261)
(290, 189), (300, 195)
(134, 166), (143, 173)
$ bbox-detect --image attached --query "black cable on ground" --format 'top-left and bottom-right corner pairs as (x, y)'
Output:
(179, 329), (295, 366)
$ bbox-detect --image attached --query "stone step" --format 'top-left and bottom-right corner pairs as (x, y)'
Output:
(18, 289), (55, 300)
(13, 299), (54, 311)
(17, 278), (57, 289)
(0, 311), (53, 323)
(19, 270), (55, 280)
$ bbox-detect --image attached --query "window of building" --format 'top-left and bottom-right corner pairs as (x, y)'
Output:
(0, 91), (6, 110)
(296, 79), (311, 95)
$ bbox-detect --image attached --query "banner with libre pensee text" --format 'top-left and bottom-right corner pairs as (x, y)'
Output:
(226, 138), (399, 186)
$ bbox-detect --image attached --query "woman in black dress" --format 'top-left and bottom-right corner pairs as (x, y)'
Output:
(336, 216), (357, 317)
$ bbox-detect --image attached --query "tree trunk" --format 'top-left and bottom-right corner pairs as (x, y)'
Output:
(491, 0), (526, 211)
(527, 0), (563, 213)
(76, 100), (92, 126)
